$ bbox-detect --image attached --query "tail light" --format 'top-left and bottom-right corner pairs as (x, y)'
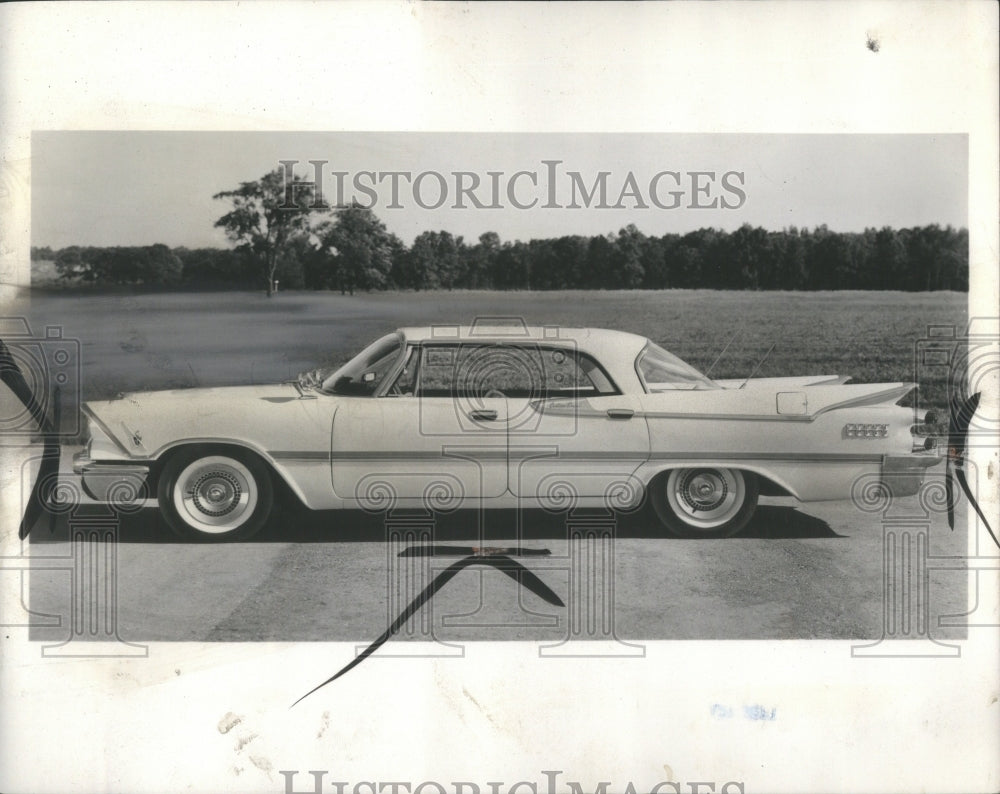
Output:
(843, 423), (888, 439)
(910, 410), (941, 452)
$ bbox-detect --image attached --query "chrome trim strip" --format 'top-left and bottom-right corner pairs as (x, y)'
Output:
(329, 449), (509, 461)
(270, 451), (330, 461)
(270, 449), (892, 464)
(73, 449), (152, 476)
(648, 451), (885, 463)
(643, 410), (816, 422)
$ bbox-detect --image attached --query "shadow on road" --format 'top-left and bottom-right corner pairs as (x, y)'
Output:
(740, 505), (843, 539)
(25, 502), (839, 543)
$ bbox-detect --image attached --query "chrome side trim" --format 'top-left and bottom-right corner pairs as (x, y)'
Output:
(270, 451), (330, 461)
(269, 449), (893, 464)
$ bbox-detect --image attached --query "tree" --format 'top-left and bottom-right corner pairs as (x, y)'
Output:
(640, 234), (667, 288)
(177, 247), (256, 288)
(214, 167), (327, 296)
(54, 246), (88, 281)
(404, 230), (464, 291)
(316, 204), (397, 294)
(54, 245), (182, 285)
(135, 244), (183, 285)
(730, 224), (769, 289)
(585, 234), (615, 288)
(612, 224), (646, 288)
(491, 241), (531, 289)
(460, 231), (501, 288)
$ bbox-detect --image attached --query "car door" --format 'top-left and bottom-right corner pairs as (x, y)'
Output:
(504, 345), (650, 504)
(330, 343), (509, 502)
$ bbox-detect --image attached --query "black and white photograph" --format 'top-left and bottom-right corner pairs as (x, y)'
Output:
(1, 4), (997, 794)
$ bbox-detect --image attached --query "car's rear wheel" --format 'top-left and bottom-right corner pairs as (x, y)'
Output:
(651, 467), (758, 538)
(157, 447), (273, 541)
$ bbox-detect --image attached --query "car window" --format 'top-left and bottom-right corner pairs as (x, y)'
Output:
(416, 344), (618, 398)
(318, 333), (403, 396)
(384, 347), (418, 396)
(636, 341), (718, 391)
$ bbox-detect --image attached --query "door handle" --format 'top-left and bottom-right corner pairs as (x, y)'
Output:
(469, 409), (498, 421)
(606, 408), (634, 419)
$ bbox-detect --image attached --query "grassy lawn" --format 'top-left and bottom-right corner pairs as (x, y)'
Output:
(11, 288), (967, 414)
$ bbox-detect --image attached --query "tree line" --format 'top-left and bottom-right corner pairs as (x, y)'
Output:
(34, 167), (968, 292)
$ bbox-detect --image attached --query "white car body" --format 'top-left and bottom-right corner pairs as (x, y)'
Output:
(74, 325), (940, 539)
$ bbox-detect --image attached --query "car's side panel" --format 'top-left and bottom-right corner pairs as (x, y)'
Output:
(507, 395), (650, 501)
(633, 456), (882, 502)
(638, 390), (921, 501)
(329, 396), (509, 504)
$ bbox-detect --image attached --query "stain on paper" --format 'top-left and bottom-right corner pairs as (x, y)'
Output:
(217, 712), (243, 735)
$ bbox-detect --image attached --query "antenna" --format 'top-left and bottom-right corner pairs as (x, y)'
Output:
(738, 343), (776, 389)
(705, 328), (742, 378)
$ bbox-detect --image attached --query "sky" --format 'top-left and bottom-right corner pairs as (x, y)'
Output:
(31, 131), (968, 249)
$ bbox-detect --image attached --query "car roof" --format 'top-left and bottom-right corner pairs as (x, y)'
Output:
(397, 325), (650, 380)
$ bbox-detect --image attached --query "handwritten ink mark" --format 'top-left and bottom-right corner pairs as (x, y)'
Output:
(292, 547), (561, 707)
(743, 704), (777, 721)
(712, 703), (777, 721)
(398, 545), (552, 558)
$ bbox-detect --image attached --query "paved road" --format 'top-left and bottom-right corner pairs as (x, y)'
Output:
(15, 449), (973, 647)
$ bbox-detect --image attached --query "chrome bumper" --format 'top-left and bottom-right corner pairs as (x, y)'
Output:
(881, 452), (942, 497)
(73, 450), (151, 503)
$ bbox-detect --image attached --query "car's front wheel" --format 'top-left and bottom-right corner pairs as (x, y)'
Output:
(157, 447), (274, 541)
(651, 467), (758, 538)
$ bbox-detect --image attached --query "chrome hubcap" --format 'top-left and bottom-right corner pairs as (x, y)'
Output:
(666, 468), (745, 530)
(191, 471), (242, 516)
(173, 456), (257, 533)
(683, 471), (728, 511)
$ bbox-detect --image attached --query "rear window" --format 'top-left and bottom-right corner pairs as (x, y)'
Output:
(636, 341), (718, 391)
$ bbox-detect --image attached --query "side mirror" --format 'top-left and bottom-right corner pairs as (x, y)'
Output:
(361, 371), (377, 384)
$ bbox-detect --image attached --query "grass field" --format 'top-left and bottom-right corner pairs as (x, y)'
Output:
(8, 288), (968, 418)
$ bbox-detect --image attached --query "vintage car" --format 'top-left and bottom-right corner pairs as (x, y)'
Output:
(73, 324), (941, 540)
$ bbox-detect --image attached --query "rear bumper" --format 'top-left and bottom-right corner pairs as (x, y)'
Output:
(881, 452), (942, 497)
(73, 450), (150, 503)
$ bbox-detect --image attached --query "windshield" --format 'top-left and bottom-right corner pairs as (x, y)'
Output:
(298, 333), (403, 396)
(636, 341), (718, 391)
